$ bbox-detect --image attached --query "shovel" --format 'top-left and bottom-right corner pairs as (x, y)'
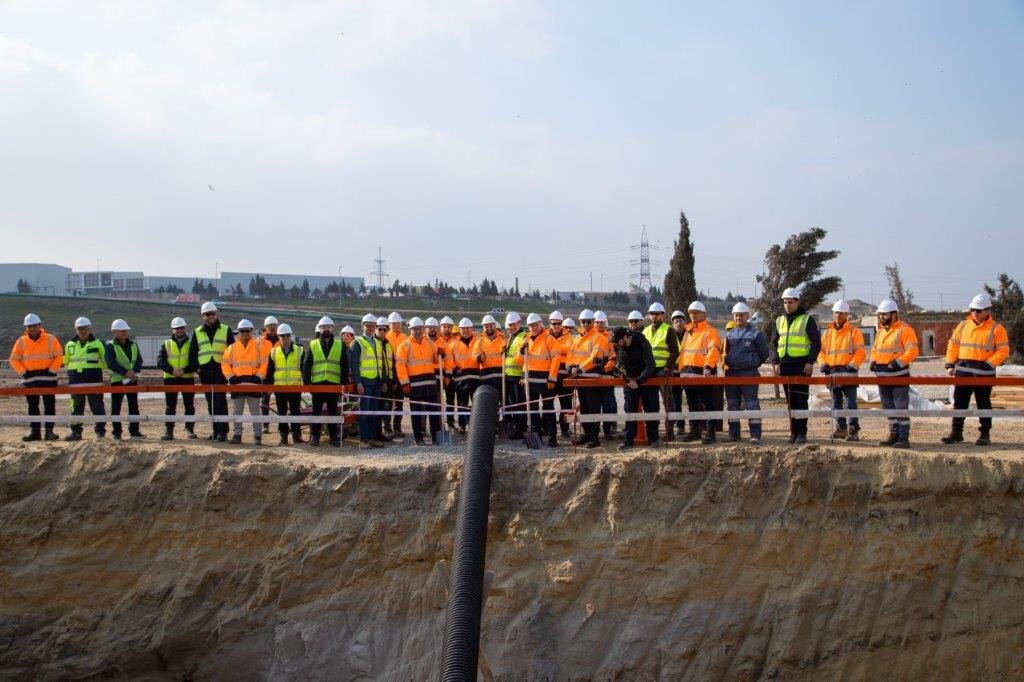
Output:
(498, 340), (510, 438)
(435, 359), (453, 446)
(521, 354), (543, 449)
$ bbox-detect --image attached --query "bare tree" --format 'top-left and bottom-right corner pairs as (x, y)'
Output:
(885, 263), (914, 310)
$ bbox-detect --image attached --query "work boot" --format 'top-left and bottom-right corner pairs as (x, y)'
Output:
(682, 429), (702, 443)
(112, 433), (122, 440)
(229, 435), (242, 445)
(879, 433), (899, 446)
(22, 432), (41, 442)
(617, 441), (634, 451)
(279, 433), (288, 445)
(794, 434), (807, 444)
(161, 428), (174, 441)
(309, 436), (320, 447)
(701, 429), (716, 445)
(893, 439), (911, 449)
(940, 428), (964, 445)
(44, 430), (59, 441)
(547, 437), (559, 448)
(845, 427), (860, 442)
(831, 427), (848, 440)
(254, 436), (262, 446)
(185, 426), (197, 440)
(330, 438), (341, 448)
(393, 429), (406, 438)
(359, 441), (374, 450)
(976, 430), (991, 446)
(129, 432), (146, 440)
(584, 440), (600, 449)
(369, 439), (385, 448)
(65, 430), (82, 442)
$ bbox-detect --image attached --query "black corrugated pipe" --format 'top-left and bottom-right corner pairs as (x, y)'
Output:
(440, 384), (500, 681)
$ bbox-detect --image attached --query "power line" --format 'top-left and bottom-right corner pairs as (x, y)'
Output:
(372, 246), (388, 290)
(630, 225), (652, 292)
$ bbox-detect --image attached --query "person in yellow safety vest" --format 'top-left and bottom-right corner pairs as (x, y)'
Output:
(503, 312), (528, 440)
(375, 316), (400, 439)
(869, 299), (919, 448)
(396, 317), (441, 445)
(677, 302), (722, 444)
(64, 316), (107, 441)
(594, 311), (618, 439)
(566, 309), (608, 448)
(473, 314), (506, 392)
(9, 313), (63, 441)
(515, 313), (561, 447)
(438, 315), (457, 429)
(548, 310), (573, 438)
(221, 319), (270, 445)
(350, 314), (386, 447)
(157, 317), (197, 441)
(942, 293), (1011, 446)
(303, 315), (348, 447)
(818, 300), (866, 441)
(267, 323), (305, 445)
(105, 318), (146, 440)
(385, 312), (408, 437)
(341, 325), (356, 348)
(189, 301), (235, 441)
(770, 287), (822, 445)
(643, 302), (680, 428)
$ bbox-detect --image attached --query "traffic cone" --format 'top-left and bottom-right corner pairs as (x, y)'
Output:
(635, 400), (649, 446)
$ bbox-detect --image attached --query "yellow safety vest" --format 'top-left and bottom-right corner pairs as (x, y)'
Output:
(643, 322), (670, 368)
(776, 314), (811, 359)
(271, 344), (304, 385)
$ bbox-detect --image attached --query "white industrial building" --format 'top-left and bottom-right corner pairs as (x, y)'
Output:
(0, 263), (71, 295)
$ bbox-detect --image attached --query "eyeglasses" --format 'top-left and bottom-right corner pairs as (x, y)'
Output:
(550, 321), (562, 325)
(238, 329), (252, 334)
(581, 320), (593, 325)
(202, 312), (216, 317)
(628, 319), (641, 324)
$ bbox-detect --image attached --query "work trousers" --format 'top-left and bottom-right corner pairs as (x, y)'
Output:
(710, 384), (724, 432)
(198, 366), (229, 437)
(357, 380), (383, 442)
(387, 382), (404, 433)
(600, 387), (617, 437)
(623, 385), (660, 445)
(25, 378), (57, 434)
(410, 384), (441, 443)
(70, 391), (106, 435)
(164, 377), (196, 434)
(231, 394), (262, 438)
(725, 369), (761, 439)
(671, 385), (685, 435)
(576, 386), (603, 444)
(652, 369), (677, 438)
(444, 382), (457, 427)
(682, 369), (715, 433)
(952, 383), (993, 432)
(504, 375), (526, 439)
(830, 386), (860, 429)
(110, 381), (142, 437)
(311, 385), (341, 441)
(878, 384), (910, 439)
(779, 362), (810, 437)
(557, 380), (572, 436)
(455, 377), (479, 428)
(275, 393), (303, 438)
(525, 380), (557, 442)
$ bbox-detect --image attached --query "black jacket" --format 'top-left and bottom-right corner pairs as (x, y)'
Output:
(615, 331), (656, 384)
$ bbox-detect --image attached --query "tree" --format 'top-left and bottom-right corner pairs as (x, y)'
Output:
(301, 279), (310, 298)
(664, 211), (698, 312)
(984, 273), (1024, 360)
(16, 278), (32, 293)
(885, 263), (914, 310)
(753, 227), (842, 331)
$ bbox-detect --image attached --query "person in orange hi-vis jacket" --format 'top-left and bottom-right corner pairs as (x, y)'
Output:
(9, 313), (63, 442)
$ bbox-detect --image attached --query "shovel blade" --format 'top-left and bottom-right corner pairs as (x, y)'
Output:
(523, 431), (543, 449)
(435, 429), (454, 446)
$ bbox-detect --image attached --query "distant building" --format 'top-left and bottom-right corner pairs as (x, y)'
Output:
(65, 271), (145, 296)
(142, 276), (202, 293)
(218, 271), (364, 296)
(0, 263), (71, 295)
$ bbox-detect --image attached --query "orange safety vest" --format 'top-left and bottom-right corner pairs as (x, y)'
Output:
(262, 331), (283, 348)
(567, 327), (606, 378)
(396, 336), (438, 388)
(871, 320), (919, 375)
(678, 320), (722, 371)
(472, 331), (507, 379)
(548, 329), (572, 376)
(386, 330), (408, 356)
(515, 329), (561, 385)
(945, 316), (1010, 370)
(221, 338), (270, 380)
(9, 330), (63, 377)
(818, 322), (866, 368)
(445, 333), (480, 381)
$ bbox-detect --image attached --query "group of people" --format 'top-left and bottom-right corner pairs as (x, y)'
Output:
(7, 289), (1011, 449)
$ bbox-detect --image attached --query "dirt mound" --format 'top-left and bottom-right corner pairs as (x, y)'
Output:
(1, 442), (1022, 679)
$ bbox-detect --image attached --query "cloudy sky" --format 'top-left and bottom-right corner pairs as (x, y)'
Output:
(1, 1), (1021, 307)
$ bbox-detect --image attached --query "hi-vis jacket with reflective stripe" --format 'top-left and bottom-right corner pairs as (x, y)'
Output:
(385, 330), (408, 358)
(549, 329), (573, 376)
(817, 321), (866, 370)
(566, 327), (607, 378)
(472, 331), (507, 379)
(870, 320), (919, 376)
(269, 344), (304, 386)
(678, 320), (722, 371)
(396, 336), (439, 388)
(643, 322), (672, 369)
(9, 330), (63, 383)
(221, 338), (270, 381)
(503, 329), (527, 378)
(64, 336), (106, 385)
(775, 313), (811, 359)
(945, 316), (1009, 376)
(515, 328), (561, 385)
(445, 334), (480, 381)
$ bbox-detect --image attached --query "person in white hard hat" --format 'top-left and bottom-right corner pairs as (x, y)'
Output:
(438, 316), (457, 428)
(189, 302), (235, 441)
(566, 309), (611, 448)
(221, 319), (270, 445)
(869, 299), (919, 448)
(395, 317), (441, 445)
(445, 318), (480, 433)
(770, 287), (821, 444)
(385, 312), (408, 437)
(474, 314), (506, 392)
(340, 325), (356, 348)
(373, 317), (400, 438)
(547, 310), (573, 438)
(8, 313), (63, 441)
(818, 300), (866, 441)
(563, 318), (576, 336)
(942, 293), (1011, 446)
(668, 309), (691, 438)
(643, 302), (680, 421)
(267, 323), (305, 445)
(514, 313), (561, 446)
(63, 316), (107, 440)
(259, 316), (282, 418)
(594, 311), (618, 439)
(677, 302), (722, 444)
(157, 317), (197, 440)
(350, 314), (386, 446)
(723, 301), (769, 443)
(503, 312), (528, 439)
(105, 319), (145, 440)
(303, 315), (347, 447)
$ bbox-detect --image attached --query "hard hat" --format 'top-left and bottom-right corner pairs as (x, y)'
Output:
(409, 316), (425, 327)
(237, 319), (254, 330)
(627, 310), (643, 321)
(781, 287), (801, 300)
(548, 310), (564, 321)
(579, 309), (595, 320)
(831, 300), (851, 314)
(319, 315), (335, 327)
(388, 312), (403, 324)
(459, 317), (474, 328)
(74, 316), (92, 328)
(564, 318), (576, 328)
(361, 314), (376, 324)
(687, 301), (706, 314)
(731, 302), (750, 315)
(876, 299), (899, 313)
(440, 316), (454, 325)
(23, 313), (41, 326)
(594, 311), (608, 323)
(648, 302), (665, 313)
(505, 312), (521, 325)
(263, 315), (278, 326)
(526, 313), (542, 324)
(425, 317), (440, 327)
(277, 323), (293, 335)
(171, 316), (187, 329)
(110, 319), (131, 331)
(376, 317), (388, 327)
(670, 310), (685, 319)
(481, 314), (496, 325)
(970, 293), (993, 310)
(341, 325), (355, 335)
(200, 301), (217, 314)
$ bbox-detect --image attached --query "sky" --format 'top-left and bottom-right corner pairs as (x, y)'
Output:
(1, 1), (1021, 308)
